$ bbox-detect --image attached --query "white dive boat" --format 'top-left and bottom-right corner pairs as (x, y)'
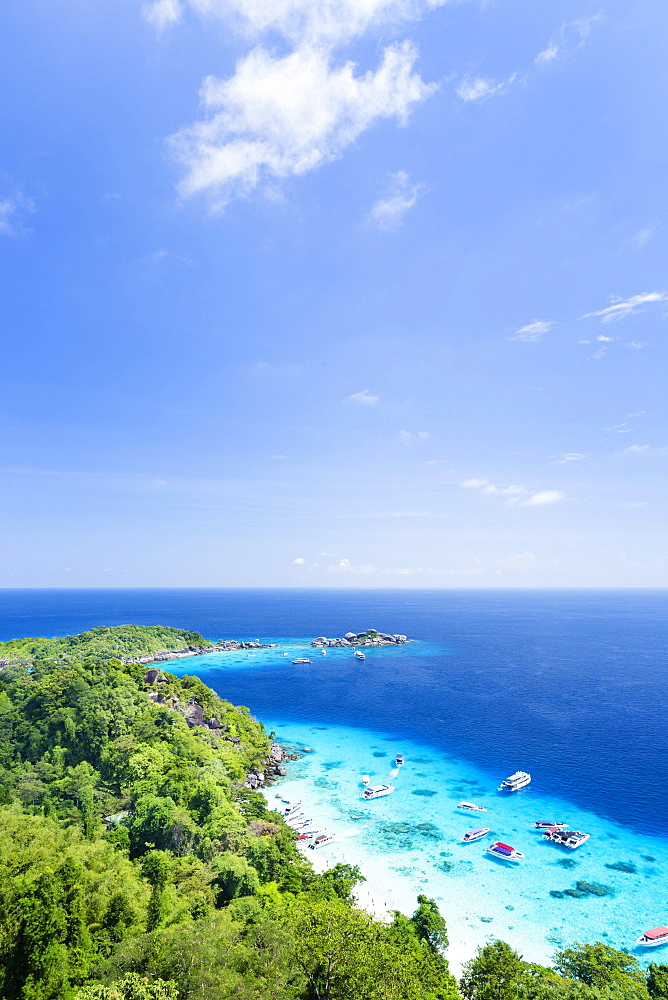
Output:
(354, 649), (365, 660)
(461, 827), (490, 843)
(533, 820), (567, 830)
(542, 827), (590, 850)
(308, 833), (336, 850)
(360, 783), (395, 800)
(498, 771), (532, 792)
(361, 774), (370, 785)
(395, 753), (404, 766)
(292, 657), (311, 664)
(457, 801), (488, 813)
(284, 801), (302, 815)
(487, 841), (525, 861)
(637, 927), (668, 948)
(286, 813), (305, 825)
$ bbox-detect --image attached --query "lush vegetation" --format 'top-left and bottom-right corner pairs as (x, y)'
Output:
(0, 625), (210, 664)
(0, 625), (665, 1000)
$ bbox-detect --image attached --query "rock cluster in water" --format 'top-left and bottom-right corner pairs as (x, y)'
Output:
(311, 629), (408, 647)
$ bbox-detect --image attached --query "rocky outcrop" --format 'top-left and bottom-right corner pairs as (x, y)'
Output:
(243, 742), (293, 789)
(311, 629), (409, 647)
(126, 640), (278, 667)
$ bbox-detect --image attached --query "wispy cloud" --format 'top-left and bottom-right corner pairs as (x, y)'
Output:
(461, 478), (565, 506)
(552, 452), (586, 464)
(494, 551), (535, 570)
(507, 319), (555, 342)
(367, 171), (425, 231)
(142, 0), (182, 29)
(348, 388), (379, 405)
(582, 291), (667, 324)
(292, 557), (306, 564)
(0, 190), (35, 236)
(398, 429), (428, 443)
(535, 12), (603, 66)
(456, 73), (516, 102)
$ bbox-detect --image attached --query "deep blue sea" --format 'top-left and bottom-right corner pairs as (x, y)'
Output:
(2, 588), (667, 967)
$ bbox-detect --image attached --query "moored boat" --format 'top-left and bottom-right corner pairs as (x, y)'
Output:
(487, 841), (525, 861)
(457, 801), (488, 813)
(533, 820), (567, 830)
(395, 753), (404, 766)
(354, 650), (365, 660)
(361, 774), (370, 785)
(292, 658), (311, 664)
(542, 827), (590, 850)
(461, 827), (490, 843)
(308, 833), (336, 850)
(498, 771), (532, 792)
(637, 927), (668, 947)
(284, 801), (302, 815)
(360, 783), (395, 800)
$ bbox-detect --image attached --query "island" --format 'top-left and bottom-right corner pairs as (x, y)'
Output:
(311, 628), (409, 648)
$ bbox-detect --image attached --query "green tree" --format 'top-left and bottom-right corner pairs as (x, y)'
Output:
(648, 965), (668, 999)
(460, 940), (527, 1000)
(411, 895), (449, 954)
(553, 942), (650, 999)
(211, 853), (260, 904)
(74, 973), (178, 999)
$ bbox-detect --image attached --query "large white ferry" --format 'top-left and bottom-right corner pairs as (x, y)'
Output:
(360, 783), (395, 800)
(542, 827), (590, 850)
(498, 771), (531, 792)
(637, 927), (668, 948)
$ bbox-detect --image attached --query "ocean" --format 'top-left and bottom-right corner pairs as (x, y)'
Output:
(1, 588), (666, 969)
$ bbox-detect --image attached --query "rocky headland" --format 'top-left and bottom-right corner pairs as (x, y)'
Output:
(123, 639), (278, 666)
(311, 628), (409, 648)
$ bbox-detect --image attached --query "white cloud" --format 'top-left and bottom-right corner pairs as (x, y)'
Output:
(143, 0), (182, 28)
(348, 388), (379, 405)
(582, 291), (667, 324)
(521, 489), (565, 506)
(367, 170), (425, 230)
(628, 225), (657, 251)
(507, 319), (555, 342)
(629, 341), (649, 349)
(292, 557), (306, 564)
(461, 478), (526, 498)
(0, 190), (35, 236)
(330, 557), (378, 574)
(535, 12), (602, 67)
(456, 73), (515, 102)
(624, 444), (650, 454)
(552, 452), (586, 464)
(399, 429), (428, 443)
(184, 0), (451, 47)
(173, 42), (435, 208)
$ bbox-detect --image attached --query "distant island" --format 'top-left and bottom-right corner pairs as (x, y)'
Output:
(311, 628), (409, 648)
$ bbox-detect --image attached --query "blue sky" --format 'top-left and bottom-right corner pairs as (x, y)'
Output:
(1, 0), (666, 587)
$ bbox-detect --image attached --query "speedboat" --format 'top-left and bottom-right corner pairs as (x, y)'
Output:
(308, 833), (336, 850)
(284, 801), (302, 816)
(321, 650), (327, 655)
(360, 784), (395, 800)
(457, 801), (488, 813)
(354, 650), (365, 660)
(292, 658), (311, 664)
(462, 828), (490, 843)
(637, 927), (668, 948)
(487, 841), (525, 861)
(395, 753), (404, 766)
(361, 774), (370, 785)
(286, 812), (305, 825)
(533, 820), (567, 830)
(498, 771), (531, 792)
(542, 828), (590, 850)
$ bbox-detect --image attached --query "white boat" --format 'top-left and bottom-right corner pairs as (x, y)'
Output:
(637, 927), (668, 947)
(461, 827), (490, 843)
(457, 801), (488, 813)
(395, 753), (404, 766)
(284, 801), (302, 815)
(286, 813), (305, 825)
(360, 783), (395, 800)
(321, 650), (327, 655)
(289, 818), (313, 830)
(361, 774), (370, 785)
(542, 827), (590, 850)
(292, 658), (311, 664)
(308, 833), (336, 850)
(498, 771), (532, 792)
(533, 820), (567, 830)
(354, 650), (365, 660)
(487, 841), (525, 861)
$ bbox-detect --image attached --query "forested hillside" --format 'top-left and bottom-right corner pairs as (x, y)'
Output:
(0, 626), (665, 1000)
(0, 625), (210, 664)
